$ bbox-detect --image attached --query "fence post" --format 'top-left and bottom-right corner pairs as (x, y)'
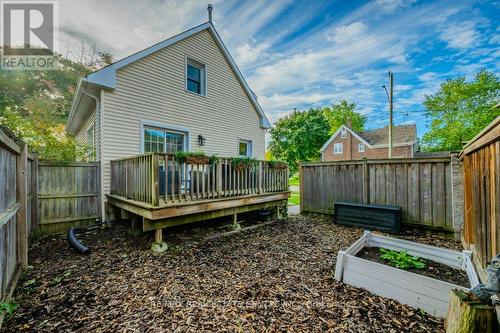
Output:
(16, 142), (28, 269)
(450, 152), (464, 241)
(32, 154), (39, 232)
(362, 158), (369, 204)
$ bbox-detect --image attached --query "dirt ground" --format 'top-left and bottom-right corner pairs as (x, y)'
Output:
(2, 216), (461, 332)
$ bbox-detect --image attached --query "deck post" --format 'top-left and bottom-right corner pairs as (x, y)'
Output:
(230, 213), (241, 231)
(155, 229), (162, 243)
(276, 204), (282, 220)
(151, 227), (168, 252)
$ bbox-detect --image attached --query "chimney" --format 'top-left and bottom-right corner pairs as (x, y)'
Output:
(346, 117), (352, 129)
(207, 4), (213, 22)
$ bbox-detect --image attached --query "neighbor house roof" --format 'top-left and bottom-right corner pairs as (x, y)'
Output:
(66, 21), (271, 133)
(320, 124), (417, 152)
(359, 124), (417, 146)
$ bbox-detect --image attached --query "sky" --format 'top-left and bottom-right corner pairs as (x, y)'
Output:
(57, 0), (500, 138)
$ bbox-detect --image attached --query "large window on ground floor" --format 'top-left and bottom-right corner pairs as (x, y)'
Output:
(143, 126), (186, 154)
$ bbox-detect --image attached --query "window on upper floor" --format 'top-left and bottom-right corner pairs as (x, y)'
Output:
(340, 129), (347, 138)
(333, 142), (343, 154)
(358, 143), (365, 153)
(186, 58), (206, 95)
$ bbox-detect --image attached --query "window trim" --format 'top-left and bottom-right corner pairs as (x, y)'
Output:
(238, 138), (252, 157)
(140, 120), (190, 154)
(185, 57), (207, 96)
(358, 143), (365, 153)
(86, 125), (95, 161)
(333, 142), (343, 154)
(340, 129), (347, 138)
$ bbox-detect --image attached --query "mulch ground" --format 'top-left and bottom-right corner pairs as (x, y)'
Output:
(2, 216), (459, 332)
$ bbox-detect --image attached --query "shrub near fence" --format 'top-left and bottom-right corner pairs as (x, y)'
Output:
(300, 156), (463, 232)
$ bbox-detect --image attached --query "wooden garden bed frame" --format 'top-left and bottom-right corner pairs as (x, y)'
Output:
(334, 231), (480, 317)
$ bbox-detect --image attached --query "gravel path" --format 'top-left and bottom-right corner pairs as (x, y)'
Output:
(2, 217), (457, 332)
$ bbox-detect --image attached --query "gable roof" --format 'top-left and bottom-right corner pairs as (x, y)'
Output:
(359, 124), (417, 146)
(320, 124), (417, 152)
(66, 22), (270, 133)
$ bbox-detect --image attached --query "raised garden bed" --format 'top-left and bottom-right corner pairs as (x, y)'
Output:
(334, 231), (480, 318)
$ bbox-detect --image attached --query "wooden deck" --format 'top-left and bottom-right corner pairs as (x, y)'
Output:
(107, 153), (290, 235)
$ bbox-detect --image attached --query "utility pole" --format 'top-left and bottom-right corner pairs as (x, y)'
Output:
(388, 71), (394, 159)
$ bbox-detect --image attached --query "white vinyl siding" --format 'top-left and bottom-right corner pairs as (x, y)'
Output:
(100, 29), (265, 194)
(334, 143), (343, 154)
(74, 107), (97, 161)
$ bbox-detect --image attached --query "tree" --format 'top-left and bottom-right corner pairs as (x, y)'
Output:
(0, 50), (111, 160)
(422, 70), (500, 151)
(268, 108), (330, 173)
(323, 100), (366, 134)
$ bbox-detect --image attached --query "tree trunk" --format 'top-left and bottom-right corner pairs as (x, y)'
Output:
(446, 289), (494, 333)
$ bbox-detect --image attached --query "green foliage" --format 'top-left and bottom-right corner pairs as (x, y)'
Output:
(288, 191), (300, 205)
(267, 160), (288, 169)
(0, 52), (111, 160)
(422, 70), (500, 151)
(289, 173), (299, 186)
(268, 108), (330, 173)
(0, 301), (18, 317)
(379, 248), (426, 270)
(230, 156), (258, 169)
(174, 151), (217, 164)
(323, 100), (366, 134)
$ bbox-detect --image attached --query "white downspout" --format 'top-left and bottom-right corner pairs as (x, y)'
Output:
(81, 84), (105, 221)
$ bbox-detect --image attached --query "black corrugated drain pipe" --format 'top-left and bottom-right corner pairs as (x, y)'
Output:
(67, 219), (107, 254)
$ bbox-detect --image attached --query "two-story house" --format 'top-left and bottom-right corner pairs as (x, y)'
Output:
(66, 13), (271, 219)
(320, 120), (417, 161)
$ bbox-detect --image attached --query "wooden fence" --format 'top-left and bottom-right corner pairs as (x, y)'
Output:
(0, 129), (30, 324)
(300, 157), (460, 231)
(462, 115), (500, 274)
(38, 161), (100, 234)
(0, 126), (101, 325)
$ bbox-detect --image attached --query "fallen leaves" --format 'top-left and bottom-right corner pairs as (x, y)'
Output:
(3, 216), (447, 332)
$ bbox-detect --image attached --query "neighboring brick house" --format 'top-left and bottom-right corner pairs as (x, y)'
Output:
(320, 122), (417, 161)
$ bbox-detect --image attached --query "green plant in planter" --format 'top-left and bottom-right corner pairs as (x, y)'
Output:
(267, 160), (288, 170)
(230, 156), (258, 170)
(174, 151), (217, 164)
(379, 248), (426, 270)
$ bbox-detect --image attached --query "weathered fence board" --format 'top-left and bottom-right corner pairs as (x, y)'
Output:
(0, 128), (26, 326)
(462, 115), (500, 273)
(37, 161), (100, 233)
(300, 157), (456, 231)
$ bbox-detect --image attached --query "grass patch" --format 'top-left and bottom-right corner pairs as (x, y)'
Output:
(289, 174), (300, 186)
(288, 191), (300, 205)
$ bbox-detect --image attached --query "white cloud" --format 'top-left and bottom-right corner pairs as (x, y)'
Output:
(439, 22), (479, 50)
(235, 41), (270, 66)
(375, 0), (416, 13)
(327, 22), (367, 43)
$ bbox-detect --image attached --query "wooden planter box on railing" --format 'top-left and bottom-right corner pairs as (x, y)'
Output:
(110, 154), (289, 206)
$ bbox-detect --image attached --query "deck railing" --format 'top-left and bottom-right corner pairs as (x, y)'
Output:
(110, 153), (289, 206)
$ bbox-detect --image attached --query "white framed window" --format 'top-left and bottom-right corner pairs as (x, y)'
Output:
(239, 139), (252, 157)
(340, 129), (347, 138)
(333, 142), (343, 154)
(186, 58), (206, 95)
(86, 126), (94, 160)
(358, 143), (365, 152)
(143, 126), (186, 154)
